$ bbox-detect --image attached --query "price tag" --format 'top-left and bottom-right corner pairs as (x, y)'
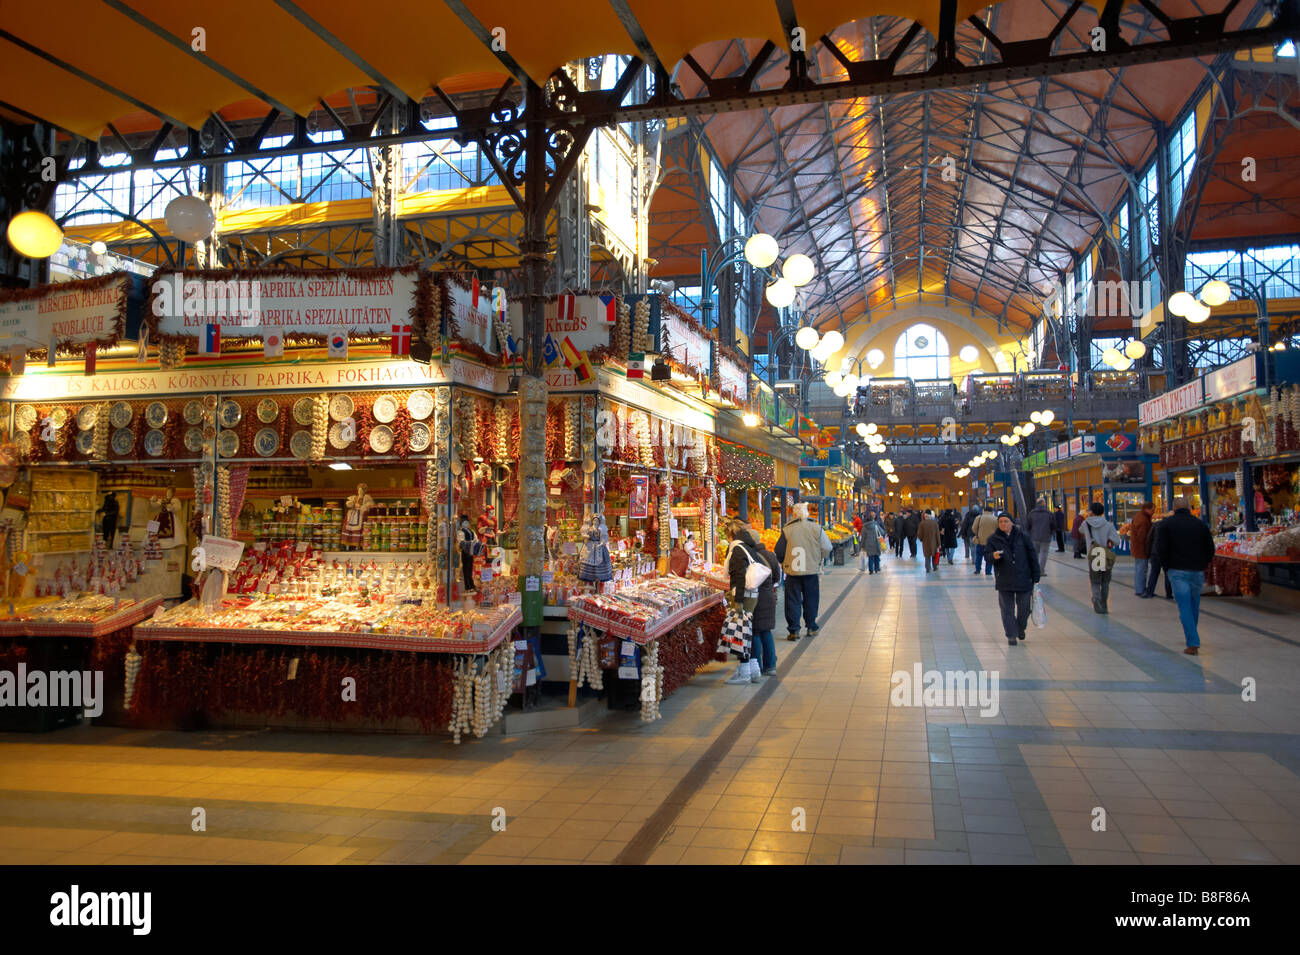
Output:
(621, 640), (636, 655)
(280, 495), (293, 507)
(561, 542), (576, 555)
(542, 571), (554, 584)
(253, 542), (266, 552)
(525, 669), (537, 686)
(525, 575), (540, 592)
(549, 487), (561, 496)
(507, 592), (521, 606)
(480, 567), (493, 582)
(152, 605), (165, 621)
(295, 541), (309, 553)
(196, 535), (245, 572)
(146, 520), (160, 535)
(669, 518), (679, 538)
(514, 639), (528, 650)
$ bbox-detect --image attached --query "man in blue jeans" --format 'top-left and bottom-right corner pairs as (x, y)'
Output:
(774, 502), (832, 640)
(971, 506), (999, 576)
(1156, 497), (1216, 656)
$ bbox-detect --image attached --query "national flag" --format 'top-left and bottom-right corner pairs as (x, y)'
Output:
(327, 328), (348, 359)
(263, 330), (284, 359)
(471, 275), (480, 310)
(559, 335), (581, 369)
(390, 323), (411, 357)
(573, 352), (595, 384)
(492, 286), (506, 318)
(557, 293), (577, 324)
(198, 323), (221, 354)
(84, 343), (97, 376)
(440, 334), (450, 365)
(542, 334), (561, 368)
(10, 347), (25, 376)
(627, 352), (645, 379)
(598, 294), (617, 327)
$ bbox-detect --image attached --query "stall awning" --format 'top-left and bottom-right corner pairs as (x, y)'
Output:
(1, 0), (990, 140)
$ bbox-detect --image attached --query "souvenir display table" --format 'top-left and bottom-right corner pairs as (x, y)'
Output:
(565, 581), (725, 721)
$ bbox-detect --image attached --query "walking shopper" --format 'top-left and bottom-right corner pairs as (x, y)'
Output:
(892, 511), (906, 557)
(1053, 505), (1067, 552)
(939, 508), (959, 564)
(725, 520), (782, 678)
(775, 502), (832, 640)
(959, 505), (977, 561)
(919, 509), (941, 573)
(1081, 502), (1121, 614)
(1026, 497), (1054, 577)
(903, 508), (920, 558)
(1158, 498), (1216, 655)
(972, 506), (999, 575)
(1129, 501), (1155, 596)
(988, 513), (1040, 646)
(851, 512), (863, 555)
(860, 513), (886, 574)
(1142, 511), (1174, 599)
(1071, 511), (1087, 558)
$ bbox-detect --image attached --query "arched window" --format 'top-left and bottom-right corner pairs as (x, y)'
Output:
(894, 323), (950, 380)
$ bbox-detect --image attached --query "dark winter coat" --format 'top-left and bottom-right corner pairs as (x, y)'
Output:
(860, 520), (885, 556)
(1025, 504), (1054, 543)
(986, 526), (1040, 593)
(729, 533), (781, 631)
(939, 510), (958, 549)
(959, 508), (977, 541)
(1053, 509), (1066, 534)
(903, 511), (920, 538)
(1147, 518), (1166, 565)
(919, 516), (941, 556)
(1158, 509), (1216, 572)
(893, 514), (906, 537)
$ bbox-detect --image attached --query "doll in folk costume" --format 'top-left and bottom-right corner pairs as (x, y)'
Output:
(577, 510), (613, 583)
(342, 484), (375, 550)
(477, 504), (497, 546)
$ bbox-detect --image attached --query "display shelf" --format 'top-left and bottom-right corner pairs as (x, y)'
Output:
(0, 596), (163, 639)
(243, 486), (425, 500)
(568, 591), (723, 644)
(1213, 551), (1300, 564)
(133, 605), (520, 655)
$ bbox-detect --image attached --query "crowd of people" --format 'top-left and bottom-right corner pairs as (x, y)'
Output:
(717, 491), (1217, 686)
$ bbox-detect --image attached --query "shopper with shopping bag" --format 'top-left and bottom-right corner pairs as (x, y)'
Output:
(859, 514), (885, 574)
(725, 520), (778, 681)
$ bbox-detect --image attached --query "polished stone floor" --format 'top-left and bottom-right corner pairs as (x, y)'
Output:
(2, 546), (1299, 865)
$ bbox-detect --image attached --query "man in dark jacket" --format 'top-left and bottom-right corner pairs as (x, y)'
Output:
(1071, 511), (1087, 558)
(1053, 506), (1066, 552)
(959, 506), (977, 561)
(1025, 498), (1054, 577)
(1128, 502), (1155, 596)
(988, 513), (1040, 646)
(893, 511), (907, 557)
(1157, 498), (1217, 655)
(903, 509), (920, 558)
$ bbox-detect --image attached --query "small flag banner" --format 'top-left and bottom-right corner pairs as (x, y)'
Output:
(199, 324), (221, 354)
(84, 343), (97, 376)
(542, 334), (561, 368)
(598, 294), (617, 327)
(391, 323), (411, 357)
(627, 352), (646, 379)
(557, 293), (577, 325)
(263, 331), (284, 359)
(327, 328), (348, 359)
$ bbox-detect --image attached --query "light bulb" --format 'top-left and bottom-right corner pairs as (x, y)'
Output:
(1023, 422), (1036, 435)
(959, 345), (978, 363)
(795, 326), (819, 350)
(742, 411), (759, 427)
(782, 253), (815, 287)
(821, 330), (844, 354)
(865, 423), (878, 435)
(843, 374), (859, 390)
(1040, 410), (1055, 426)
(825, 371), (842, 388)
(1200, 279), (1231, 307)
(1102, 346), (1122, 367)
(866, 349), (884, 369)
(1167, 291), (1196, 318)
(1030, 411), (1042, 424)
(856, 423), (868, 437)
(1013, 425), (1024, 436)
(744, 233), (779, 269)
(765, 278), (796, 309)
(1124, 339), (1146, 360)
(1112, 355), (1133, 371)
(1185, 300), (1211, 324)
(91, 240), (108, 256)
(7, 211), (63, 258)
(834, 381), (851, 398)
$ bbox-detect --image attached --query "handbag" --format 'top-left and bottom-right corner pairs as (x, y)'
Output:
(731, 542), (771, 592)
(1084, 526), (1117, 571)
(1031, 584), (1047, 629)
(719, 605), (752, 661)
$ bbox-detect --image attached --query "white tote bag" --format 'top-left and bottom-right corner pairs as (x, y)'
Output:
(1031, 584), (1047, 629)
(731, 542), (772, 592)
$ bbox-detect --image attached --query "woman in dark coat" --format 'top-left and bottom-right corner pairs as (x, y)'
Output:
(988, 513), (1040, 646)
(939, 508), (959, 564)
(726, 523), (781, 679)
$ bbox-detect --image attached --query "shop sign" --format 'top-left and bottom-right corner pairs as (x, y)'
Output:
(1099, 432), (1136, 455)
(1046, 445), (1058, 463)
(0, 274), (128, 347)
(507, 294), (609, 356)
(1139, 377), (1204, 426)
(0, 356), (465, 401)
(582, 367), (714, 433)
(1067, 435), (1097, 457)
(718, 355), (748, 404)
(1203, 355), (1257, 402)
(445, 280), (499, 354)
(149, 269), (417, 340)
(659, 311), (710, 375)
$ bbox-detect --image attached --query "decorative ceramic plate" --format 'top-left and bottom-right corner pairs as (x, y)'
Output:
(292, 397), (315, 426)
(13, 432), (31, 455)
(49, 408), (68, 429)
(183, 400), (205, 425)
(368, 425), (394, 454)
(219, 400), (242, 428)
(371, 394), (397, 423)
(256, 398), (279, 423)
(144, 429), (166, 457)
(14, 405), (37, 432)
(329, 393), (354, 421)
(289, 430), (312, 460)
(109, 401), (133, 429)
(76, 430), (95, 455)
(202, 424), (216, 441)
(203, 394), (218, 411)
(407, 390), (433, 420)
(111, 428), (134, 456)
(200, 460), (215, 477)
(218, 430), (239, 457)
(409, 421), (431, 453)
(75, 405), (98, 430)
(184, 427), (205, 453)
(254, 427), (279, 457)
(328, 422), (353, 450)
(145, 401), (168, 429)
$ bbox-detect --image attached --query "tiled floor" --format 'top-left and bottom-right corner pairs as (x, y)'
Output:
(3, 548), (1300, 864)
